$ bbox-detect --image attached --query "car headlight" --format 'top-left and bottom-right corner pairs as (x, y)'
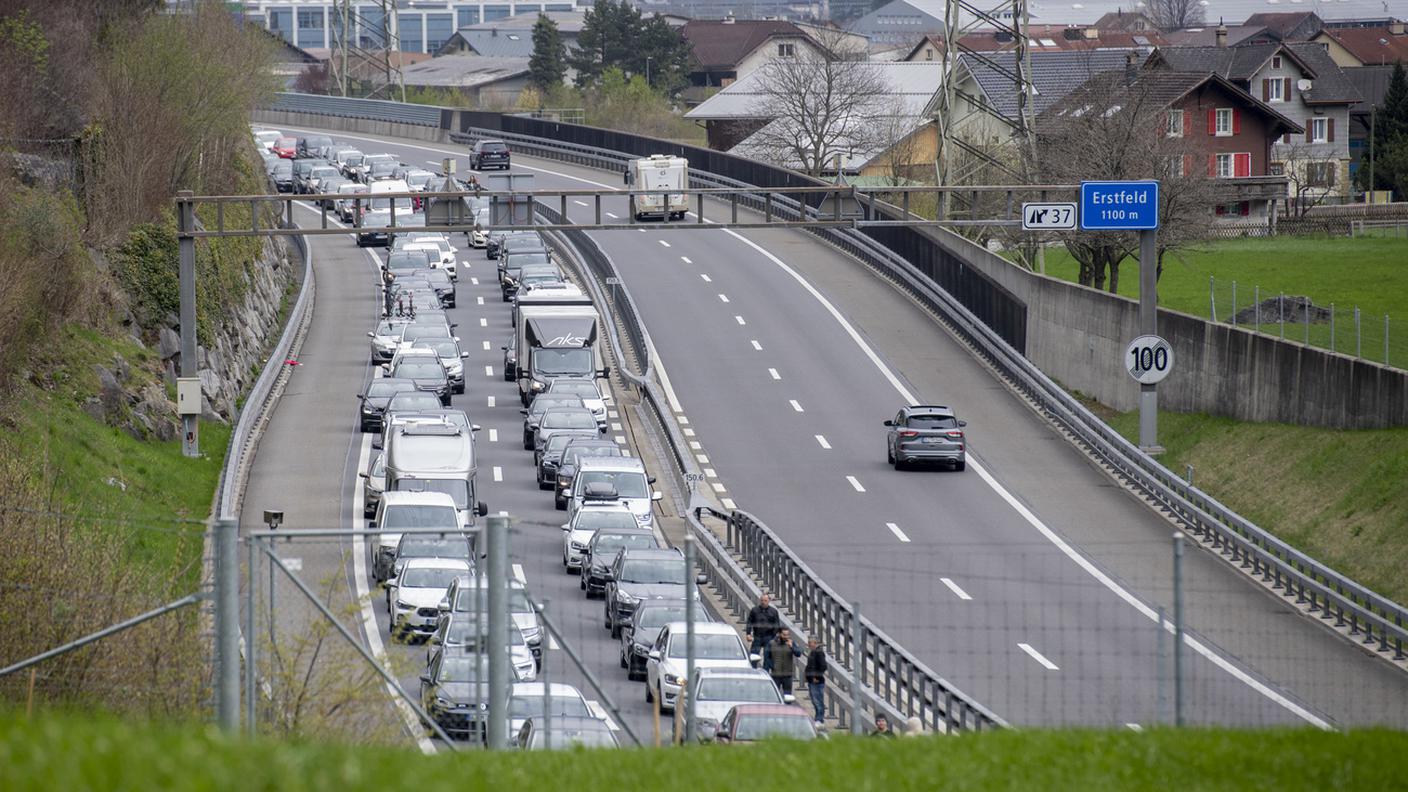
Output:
(395, 600), (412, 611)
(530, 380), (546, 392)
(522, 627), (542, 643)
(616, 590), (638, 604)
(633, 643), (649, 655)
(570, 541), (587, 551)
(636, 512), (653, 525)
(434, 696), (452, 708)
(664, 673), (683, 686)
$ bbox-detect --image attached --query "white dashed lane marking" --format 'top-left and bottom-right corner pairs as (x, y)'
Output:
(700, 274), (712, 282)
(885, 522), (911, 543)
(492, 466), (503, 482)
(815, 435), (831, 449)
(735, 316), (746, 325)
(718, 294), (730, 303)
(750, 340), (762, 350)
(846, 476), (865, 492)
(1019, 643), (1060, 671)
(680, 256), (692, 264)
(488, 429), (498, 443)
(940, 578), (972, 600)
(769, 369), (781, 381)
(658, 240), (671, 248)
(789, 399), (804, 412)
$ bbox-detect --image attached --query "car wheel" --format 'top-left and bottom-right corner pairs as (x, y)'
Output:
(887, 445), (894, 464)
(554, 497), (565, 510)
(611, 621), (621, 639)
(646, 683), (654, 703)
(620, 649), (628, 669)
(522, 433), (533, 450)
(955, 460), (966, 471)
(538, 478), (552, 491)
(579, 575), (586, 591)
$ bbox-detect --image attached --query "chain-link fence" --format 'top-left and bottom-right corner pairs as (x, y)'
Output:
(1206, 278), (1395, 367)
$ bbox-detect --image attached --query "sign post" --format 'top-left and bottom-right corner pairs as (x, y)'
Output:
(1080, 181), (1163, 452)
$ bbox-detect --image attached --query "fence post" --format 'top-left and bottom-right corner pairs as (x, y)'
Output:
(1209, 277), (1216, 322)
(1330, 303), (1336, 352)
(1254, 285), (1260, 332)
(245, 536), (257, 735)
(1172, 532), (1185, 728)
(1279, 292), (1285, 339)
(1231, 280), (1237, 325)
(1305, 299), (1310, 344)
(1156, 605), (1167, 725)
(1355, 307), (1362, 358)
(851, 601), (864, 736)
(215, 517), (240, 733)
(486, 514), (509, 750)
(1386, 315), (1391, 366)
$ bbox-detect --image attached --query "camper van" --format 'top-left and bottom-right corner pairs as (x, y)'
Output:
(624, 155), (688, 221)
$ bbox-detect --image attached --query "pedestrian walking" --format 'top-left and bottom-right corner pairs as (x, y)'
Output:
(762, 627), (802, 696)
(745, 594), (780, 657)
(803, 637), (828, 726)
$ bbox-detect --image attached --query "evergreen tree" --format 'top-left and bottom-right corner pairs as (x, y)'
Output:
(635, 14), (692, 92)
(1363, 61), (1408, 192)
(569, 0), (642, 88)
(528, 14), (566, 92)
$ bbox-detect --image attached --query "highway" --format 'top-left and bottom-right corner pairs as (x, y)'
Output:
(245, 124), (1408, 738)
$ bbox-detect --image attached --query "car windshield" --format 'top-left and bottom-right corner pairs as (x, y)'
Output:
(444, 620), (523, 647)
(396, 479), (469, 510)
(575, 511), (637, 532)
(375, 320), (408, 335)
(531, 729), (615, 749)
(366, 381), (413, 399)
(733, 714), (814, 741)
(395, 362), (444, 379)
(521, 273), (563, 286)
(388, 252), (431, 268)
(408, 173), (433, 186)
(564, 447), (622, 467)
(592, 532), (656, 557)
(339, 184), (366, 195)
(399, 536), (470, 559)
(454, 587), (531, 612)
(506, 254), (551, 270)
(671, 633), (744, 660)
(382, 505), (458, 529)
(420, 341), (459, 358)
(272, 162), (292, 175)
(619, 558), (684, 585)
(530, 397), (581, 417)
(637, 605), (689, 628)
(402, 326), (450, 342)
(908, 415), (958, 429)
(387, 393), (443, 411)
(542, 411), (596, 429)
(312, 167), (338, 179)
(551, 382), (599, 398)
(481, 142), (508, 152)
(699, 679), (781, 703)
(532, 348), (592, 376)
(341, 152), (364, 164)
(401, 566), (465, 588)
(439, 656), (490, 683)
(509, 695), (591, 718)
(578, 471), (648, 499)
(371, 160), (398, 174)
(370, 196), (415, 211)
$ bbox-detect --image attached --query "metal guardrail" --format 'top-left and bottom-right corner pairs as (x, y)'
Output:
(271, 94), (1407, 695)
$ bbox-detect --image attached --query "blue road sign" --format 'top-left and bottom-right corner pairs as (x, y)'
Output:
(1080, 181), (1160, 230)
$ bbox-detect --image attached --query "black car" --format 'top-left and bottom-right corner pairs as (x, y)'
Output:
(423, 268), (456, 308)
(555, 440), (623, 510)
(389, 358), (451, 406)
(537, 431), (599, 490)
(513, 265), (566, 302)
(379, 390), (447, 438)
(579, 527), (661, 598)
(421, 648), (491, 741)
(270, 160), (294, 192)
(471, 139), (510, 170)
(486, 229), (537, 260)
(357, 377), (417, 432)
(620, 600), (697, 680)
(297, 135), (333, 158)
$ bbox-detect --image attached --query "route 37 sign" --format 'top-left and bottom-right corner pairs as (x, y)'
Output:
(1021, 202), (1077, 231)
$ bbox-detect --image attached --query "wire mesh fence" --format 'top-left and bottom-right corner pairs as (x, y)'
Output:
(1206, 277), (1395, 368)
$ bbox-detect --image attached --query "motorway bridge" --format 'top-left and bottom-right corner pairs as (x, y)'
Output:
(238, 124), (1408, 746)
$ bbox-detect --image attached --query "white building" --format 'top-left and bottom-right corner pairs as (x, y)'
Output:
(238, 0), (587, 54)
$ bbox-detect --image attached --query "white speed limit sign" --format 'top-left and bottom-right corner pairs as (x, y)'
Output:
(1125, 335), (1174, 385)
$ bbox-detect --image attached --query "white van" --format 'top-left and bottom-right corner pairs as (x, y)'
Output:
(566, 457), (662, 528)
(384, 421), (486, 531)
(371, 490), (461, 583)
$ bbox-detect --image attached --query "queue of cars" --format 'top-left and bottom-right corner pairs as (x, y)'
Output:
(255, 126), (817, 750)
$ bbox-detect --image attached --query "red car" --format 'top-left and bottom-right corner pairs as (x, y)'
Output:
(714, 704), (818, 744)
(273, 136), (298, 159)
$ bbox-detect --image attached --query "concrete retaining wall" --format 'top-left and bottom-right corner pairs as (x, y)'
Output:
(256, 108), (1408, 428)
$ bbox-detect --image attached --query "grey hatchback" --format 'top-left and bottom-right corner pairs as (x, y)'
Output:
(884, 405), (967, 471)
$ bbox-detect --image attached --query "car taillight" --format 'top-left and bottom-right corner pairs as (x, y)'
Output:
(946, 431), (964, 439)
(898, 430), (919, 438)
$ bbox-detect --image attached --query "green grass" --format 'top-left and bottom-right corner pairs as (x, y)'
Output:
(1038, 237), (1408, 365)
(8, 324), (229, 583)
(2, 709), (1404, 791)
(1101, 408), (1408, 605)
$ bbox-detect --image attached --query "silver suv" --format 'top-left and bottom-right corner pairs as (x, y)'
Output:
(883, 405), (967, 471)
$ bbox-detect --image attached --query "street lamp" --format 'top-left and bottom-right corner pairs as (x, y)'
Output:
(645, 56), (653, 88)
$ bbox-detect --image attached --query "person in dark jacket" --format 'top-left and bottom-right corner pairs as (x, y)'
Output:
(871, 713), (896, 737)
(745, 594), (780, 656)
(762, 628), (802, 696)
(803, 637), (828, 725)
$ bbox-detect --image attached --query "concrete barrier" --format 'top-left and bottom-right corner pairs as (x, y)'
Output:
(253, 110), (450, 145)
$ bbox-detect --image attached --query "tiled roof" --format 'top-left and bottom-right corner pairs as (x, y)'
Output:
(1040, 69), (1301, 137)
(1149, 43), (1361, 104)
(1344, 63), (1399, 113)
(682, 19), (805, 70)
(1242, 12), (1323, 39)
(685, 60), (946, 120)
(1317, 26), (1408, 66)
(1164, 25), (1280, 47)
(962, 48), (1149, 120)
(444, 29), (537, 58)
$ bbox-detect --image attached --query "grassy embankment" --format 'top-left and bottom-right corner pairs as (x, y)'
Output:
(2, 709), (1405, 792)
(1040, 237), (1408, 604)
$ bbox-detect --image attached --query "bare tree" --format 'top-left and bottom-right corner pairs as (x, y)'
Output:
(1273, 144), (1340, 218)
(1147, 0), (1205, 32)
(743, 30), (888, 176)
(871, 100), (928, 186)
(1036, 71), (1219, 292)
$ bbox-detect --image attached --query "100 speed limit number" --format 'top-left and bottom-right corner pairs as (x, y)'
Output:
(1125, 335), (1174, 385)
